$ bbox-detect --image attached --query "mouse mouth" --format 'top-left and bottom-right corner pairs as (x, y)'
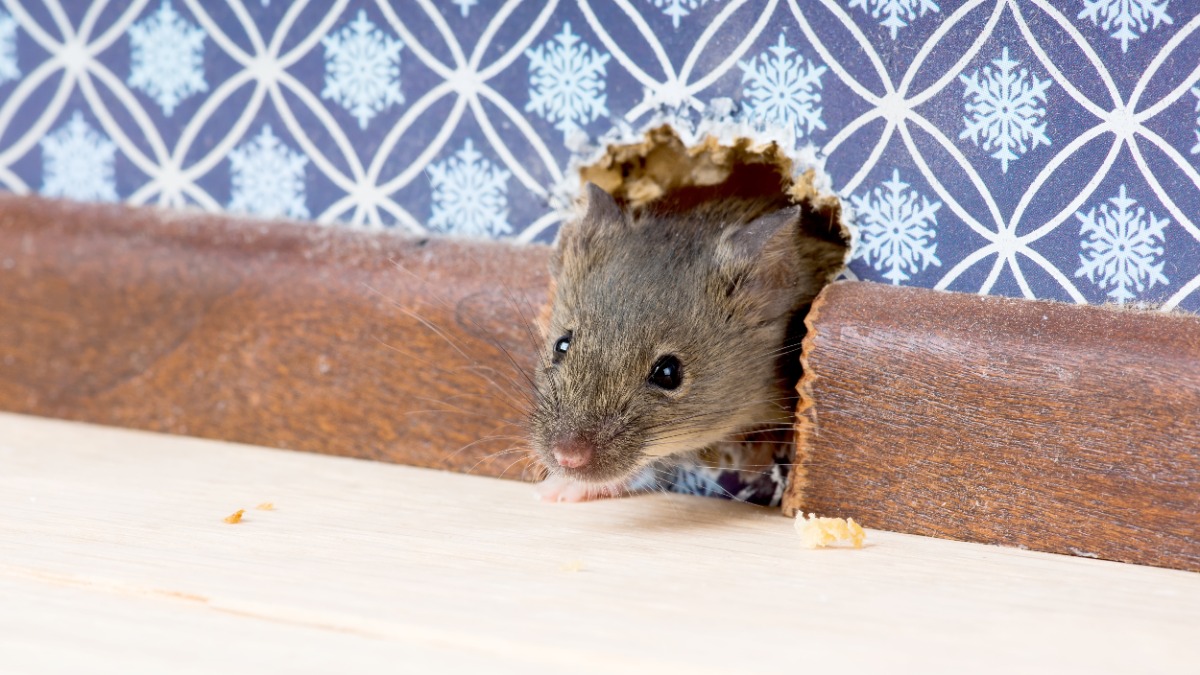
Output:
(553, 459), (642, 486)
(542, 444), (648, 486)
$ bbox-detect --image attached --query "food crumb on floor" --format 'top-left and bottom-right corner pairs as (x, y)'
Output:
(796, 513), (866, 549)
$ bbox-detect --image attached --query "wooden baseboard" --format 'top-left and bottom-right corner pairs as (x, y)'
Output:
(785, 282), (1200, 572)
(0, 194), (548, 479)
(3, 196), (1197, 571)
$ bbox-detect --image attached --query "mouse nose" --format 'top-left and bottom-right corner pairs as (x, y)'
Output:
(552, 436), (595, 469)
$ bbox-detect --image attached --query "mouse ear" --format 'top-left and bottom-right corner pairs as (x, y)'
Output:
(716, 206), (807, 321)
(582, 182), (623, 226)
(553, 183), (625, 274)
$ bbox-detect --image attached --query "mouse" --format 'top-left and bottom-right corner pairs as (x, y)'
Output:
(529, 182), (846, 502)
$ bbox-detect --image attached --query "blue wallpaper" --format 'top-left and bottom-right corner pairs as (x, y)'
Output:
(1, 1), (1196, 504)
(1, 1), (1197, 310)
(2, 0), (1200, 309)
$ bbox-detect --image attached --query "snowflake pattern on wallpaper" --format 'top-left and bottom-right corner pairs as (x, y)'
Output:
(450, 0), (477, 18)
(959, 47), (1051, 174)
(3, 0), (1200, 505)
(851, 170), (942, 284)
(228, 125), (309, 219)
(739, 34), (827, 140)
(0, 0), (1198, 315)
(40, 112), (118, 202)
(648, 0), (714, 29)
(322, 10), (404, 130)
(0, 9), (18, 87)
(428, 139), (512, 237)
(848, 0), (941, 39)
(1076, 185), (1169, 302)
(526, 23), (610, 140)
(127, 1), (207, 117)
(1078, 0), (1173, 53)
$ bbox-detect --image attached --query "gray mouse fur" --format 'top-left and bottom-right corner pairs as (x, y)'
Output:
(530, 182), (845, 487)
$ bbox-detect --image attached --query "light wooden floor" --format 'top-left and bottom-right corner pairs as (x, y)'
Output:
(1, 412), (1197, 674)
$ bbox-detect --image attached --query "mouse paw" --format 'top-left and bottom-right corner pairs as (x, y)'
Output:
(534, 475), (625, 503)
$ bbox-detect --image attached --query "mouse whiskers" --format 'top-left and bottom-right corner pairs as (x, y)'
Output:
(367, 258), (547, 478)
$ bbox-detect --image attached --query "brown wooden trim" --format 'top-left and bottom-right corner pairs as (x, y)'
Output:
(5, 196), (1199, 571)
(785, 281), (1200, 572)
(0, 194), (550, 480)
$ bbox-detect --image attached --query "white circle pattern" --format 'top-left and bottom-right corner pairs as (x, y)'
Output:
(0, 0), (1197, 311)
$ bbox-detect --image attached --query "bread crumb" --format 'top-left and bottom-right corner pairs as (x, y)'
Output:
(224, 509), (245, 524)
(561, 560), (585, 572)
(255, 502), (275, 511)
(796, 513), (865, 549)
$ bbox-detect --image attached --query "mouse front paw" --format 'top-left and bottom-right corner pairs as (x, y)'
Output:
(534, 475), (626, 503)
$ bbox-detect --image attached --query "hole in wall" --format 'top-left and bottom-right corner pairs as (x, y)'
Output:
(565, 124), (854, 505)
(575, 123), (851, 279)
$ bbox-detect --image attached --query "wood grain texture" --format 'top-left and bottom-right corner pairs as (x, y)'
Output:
(0, 194), (549, 479)
(3, 412), (1198, 674)
(6, 195), (1200, 572)
(784, 281), (1200, 572)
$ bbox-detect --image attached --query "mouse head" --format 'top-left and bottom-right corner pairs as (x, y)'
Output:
(529, 183), (818, 486)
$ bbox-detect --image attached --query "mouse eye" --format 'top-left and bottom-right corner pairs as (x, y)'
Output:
(648, 355), (683, 390)
(552, 331), (572, 363)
